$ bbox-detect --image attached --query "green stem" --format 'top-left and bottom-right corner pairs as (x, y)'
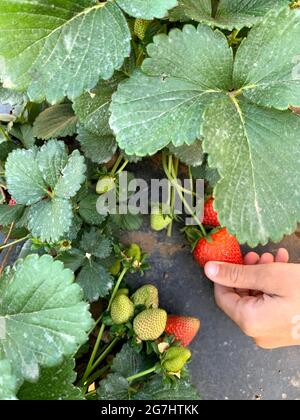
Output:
(110, 155), (123, 176)
(0, 235), (30, 251)
(90, 337), (120, 373)
(85, 365), (110, 387)
(108, 267), (128, 311)
(82, 267), (128, 383)
(162, 159), (207, 237)
(116, 160), (129, 175)
(127, 366), (156, 382)
(167, 155), (179, 237)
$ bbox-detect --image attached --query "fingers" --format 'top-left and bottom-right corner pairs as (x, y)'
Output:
(275, 248), (289, 263)
(214, 284), (258, 331)
(205, 261), (298, 295)
(244, 252), (260, 265)
(259, 253), (274, 264)
(243, 249), (289, 265)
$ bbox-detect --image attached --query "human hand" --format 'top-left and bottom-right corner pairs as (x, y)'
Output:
(205, 249), (300, 349)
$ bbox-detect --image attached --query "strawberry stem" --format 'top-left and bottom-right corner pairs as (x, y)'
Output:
(0, 235), (30, 251)
(110, 154), (124, 176)
(127, 366), (156, 382)
(162, 157), (207, 237)
(82, 267), (128, 385)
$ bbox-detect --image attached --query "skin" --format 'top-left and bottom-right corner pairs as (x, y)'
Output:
(204, 248), (300, 349)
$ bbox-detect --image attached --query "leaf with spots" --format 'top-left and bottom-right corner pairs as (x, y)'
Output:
(76, 259), (114, 302)
(77, 126), (117, 164)
(0, 359), (17, 400)
(110, 25), (232, 156)
(168, 140), (204, 167)
(5, 140), (86, 242)
(18, 359), (84, 400)
(0, 254), (94, 383)
(80, 227), (113, 259)
(170, 0), (291, 30)
(117, 0), (178, 19)
(0, 1), (131, 103)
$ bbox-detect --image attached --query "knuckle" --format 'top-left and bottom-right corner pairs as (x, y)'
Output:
(228, 264), (245, 286)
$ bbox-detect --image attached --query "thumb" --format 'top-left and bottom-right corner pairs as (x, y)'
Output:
(204, 261), (295, 295)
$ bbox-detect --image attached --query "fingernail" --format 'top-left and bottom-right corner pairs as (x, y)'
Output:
(205, 262), (219, 279)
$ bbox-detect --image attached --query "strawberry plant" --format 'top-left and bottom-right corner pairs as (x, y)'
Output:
(0, 0), (300, 401)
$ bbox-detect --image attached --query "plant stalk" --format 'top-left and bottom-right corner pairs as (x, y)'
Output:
(127, 366), (156, 382)
(82, 267), (128, 383)
(0, 235), (30, 251)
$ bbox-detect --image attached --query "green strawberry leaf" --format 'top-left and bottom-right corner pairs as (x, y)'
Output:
(57, 249), (86, 273)
(0, 1), (131, 103)
(97, 373), (130, 400)
(33, 104), (78, 140)
(170, 0), (291, 29)
(0, 133), (17, 161)
(6, 141), (86, 242)
(109, 213), (143, 231)
(28, 198), (73, 243)
(203, 96), (300, 247)
(0, 204), (26, 227)
(191, 156), (220, 188)
(6, 148), (48, 205)
(73, 73), (125, 136)
(77, 126), (117, 164)
(0, 359), (17, 400)
(53, 152), (86, 200)
(78, 194), (107, 226)
(112, 343), (154, 378)
(80, 228), (113, 259)
(133, 374), (201, 400)
(10, 124), (36, 149)
(110, 25), (232, 156)
(233, 7), (300, 109)
(168, 140), (204, 167)
(0, 254), (93, 383)
(117, 0), (178, 19)
(18, 359), (84, 400)
(76, 259), (114, 302)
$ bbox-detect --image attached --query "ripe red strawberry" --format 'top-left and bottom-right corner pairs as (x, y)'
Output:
(193, 228), (243, 267)
(8, 198), (16, 207)
(202, 196), (220, 227)
(165, 315), (201, 347)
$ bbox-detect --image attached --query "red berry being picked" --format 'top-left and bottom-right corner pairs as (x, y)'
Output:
(193, 227), (243, 267)
(202, 196), (220, 227)
(8, 198), (17, 207)
(165, 315), (201, 347)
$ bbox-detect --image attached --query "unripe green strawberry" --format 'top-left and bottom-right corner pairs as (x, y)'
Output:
(132, 284), (159, 309)
(163, 346), (191, 373)
(96, 176), (116, 195)
(134, 19), (150, 41)
(127, 243), (142, 262)
(133, 308), (167, 341)
(110, 295), (134, 325)
(151, 205), (172, 231)
(109, 259), (121, 276)
(116, 288), (129, 297)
